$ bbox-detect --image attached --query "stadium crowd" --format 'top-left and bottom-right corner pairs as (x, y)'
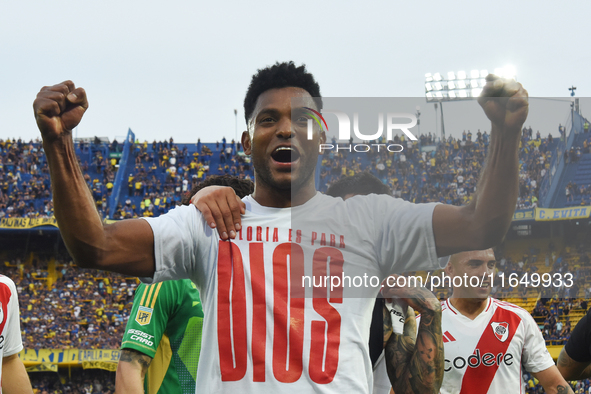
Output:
(111, 137), (252, 219)
(28, 370), (114, 394)
(318, 126), (556, 210)
(2, 252), (133, 350)
(0, 138), (114, 219)
(0, 128), (566, 221)
(2, 129), (591, 392)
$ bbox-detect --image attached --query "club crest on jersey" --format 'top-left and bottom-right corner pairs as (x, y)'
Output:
(135, 306), (153, 326)
(491, 321), (509, 342)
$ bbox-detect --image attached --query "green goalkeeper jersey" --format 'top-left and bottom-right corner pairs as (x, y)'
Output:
(121, 279), (204, 394)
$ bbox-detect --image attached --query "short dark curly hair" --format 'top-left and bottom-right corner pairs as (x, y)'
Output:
(182, 175), (254, 205)
(326, 172), (392, 198)
(243, 61), (322, 125)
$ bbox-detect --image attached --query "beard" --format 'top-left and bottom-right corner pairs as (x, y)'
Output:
(252, 153), (317, 195)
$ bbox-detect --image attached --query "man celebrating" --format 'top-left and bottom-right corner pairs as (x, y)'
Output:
(429, 249), (572, 394)
(35, 61), (526, 393)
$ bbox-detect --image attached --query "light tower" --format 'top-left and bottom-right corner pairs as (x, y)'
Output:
(424, 66), (516, 140)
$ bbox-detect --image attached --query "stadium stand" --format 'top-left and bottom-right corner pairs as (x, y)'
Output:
(541, 111), (591, 209)
(0, 137), (113, 220)
(2, 121), (591, 392)
(0, 125), (570, 221)
(556, 133), (591, 208)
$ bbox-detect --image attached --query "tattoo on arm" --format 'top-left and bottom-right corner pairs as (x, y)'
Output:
(385, 288), (444, 394)
(120, 348), (152, 375)
(557, 347), (591, 381)
(385, 306), (416, 387)
(556, 383), (574, 394)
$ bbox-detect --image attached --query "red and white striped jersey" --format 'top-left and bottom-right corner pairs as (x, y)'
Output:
(439, 297), (554, 394)
(0, 275), (24, 390)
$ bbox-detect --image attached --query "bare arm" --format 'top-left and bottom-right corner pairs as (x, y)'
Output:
(115, 349), (152, 394)
(533, 365), (574, 394)
(383, 285), (444, 394)
(2, 354), (33, 394)
(34, 81), (155, 277)
(433, 76), (529, 256)
(557, 347), (591, 381)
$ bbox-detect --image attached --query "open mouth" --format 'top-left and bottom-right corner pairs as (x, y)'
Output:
(271, 146), (301, 163)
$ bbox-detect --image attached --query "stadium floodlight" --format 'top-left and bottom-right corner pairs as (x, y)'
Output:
(425, 66), (517, 102)
(424, 66), (517, 139)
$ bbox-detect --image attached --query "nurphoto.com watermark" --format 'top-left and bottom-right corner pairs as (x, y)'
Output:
(301, 271), (575, 293)
(301, 272), (416, 292)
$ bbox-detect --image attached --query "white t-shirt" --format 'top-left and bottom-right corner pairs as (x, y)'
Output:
(0, 275), (24, 384)
(372, 352), (391, 394)
(142, 192), (439, 393)
(439, 298), (554, 394)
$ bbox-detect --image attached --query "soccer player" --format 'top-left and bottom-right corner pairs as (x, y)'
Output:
(428, 249), (572, 394)
(0, 275), (34, 394)
(325, 172), (443, 394)
(115, 176), (253, 394)
(116, 280), (202, 394)
(557, 309), (591, 381)
(35, 61), (527, 393)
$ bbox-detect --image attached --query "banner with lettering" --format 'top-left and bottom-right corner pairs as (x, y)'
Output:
(25, 363), (59, 372)
(534, 206), (591, 221)
(512, 209), (535, 222)
(0, 217), (58, 229)
(19, 349), (121, 367)
(0, 218), (118, 229)
(81, 361), (118, 371)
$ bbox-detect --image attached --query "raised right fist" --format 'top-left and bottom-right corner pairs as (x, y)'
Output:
(477, 74), (528, 137)
(33, 80), (88, 143)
